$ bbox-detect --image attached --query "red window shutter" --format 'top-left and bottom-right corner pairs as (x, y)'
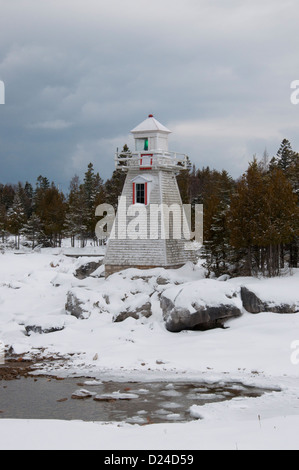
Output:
(144, 182), (148, 205)
(132, 182), (135, 204)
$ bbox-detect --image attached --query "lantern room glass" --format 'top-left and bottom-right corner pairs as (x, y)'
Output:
(135, 138), (149, 151)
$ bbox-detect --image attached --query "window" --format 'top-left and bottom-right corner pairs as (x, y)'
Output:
(140, 154), (153, 169)
(136, 183), (145, 204)
(133, 181), (148, 205)
(136, 138), (149, 151)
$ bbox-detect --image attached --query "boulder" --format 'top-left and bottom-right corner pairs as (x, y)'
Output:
(74, 261), (103, 279)
(25, 317), (65, 335)
(113, 299), (152, 323)
(241, 286), (299, 314)
(160, 279), (242, 332)
(65, 291), (91, 319)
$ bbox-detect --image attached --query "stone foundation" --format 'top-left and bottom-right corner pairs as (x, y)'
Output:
(105, 264), (185, 278)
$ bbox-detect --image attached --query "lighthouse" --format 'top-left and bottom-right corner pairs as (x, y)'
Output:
(104, 115), (195, 277)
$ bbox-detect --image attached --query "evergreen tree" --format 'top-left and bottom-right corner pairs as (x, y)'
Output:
(7, 193), (26, 249)
(33, 175), (50, 214)
(0, 184), (16, 211)
(64, 175), (87, 247)
(201, 170), (235, 276)
(275, 138), (295, 172)
(270, 140), (299, 266)
(35, 184), (66, 247)
(103, 145), (131, 210)
(81, 163), (105, 239)
(16, 182), (33, 219)
(176, 163), (191, 204)
(0, 204), (7, 243)
(20, 214), (45, 249)
(229, 159), (299, 276)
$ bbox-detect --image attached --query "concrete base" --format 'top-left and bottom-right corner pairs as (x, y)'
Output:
(105, 264), (185, 278)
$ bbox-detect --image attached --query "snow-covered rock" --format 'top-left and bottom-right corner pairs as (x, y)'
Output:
(113, 294), (152, 322)
(65, 290), (91, 319)
(25, 315), (65, 335)
(161, 279), (242, 332)
(241, 286), (299, 314)
(74, 261), (103, 280)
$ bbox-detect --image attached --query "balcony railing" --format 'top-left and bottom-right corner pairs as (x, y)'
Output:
(115, 150), (189, 170)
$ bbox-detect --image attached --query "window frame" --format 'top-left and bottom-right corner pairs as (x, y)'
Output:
(133, 181), (148, 205)
(140, 153), (153, 170)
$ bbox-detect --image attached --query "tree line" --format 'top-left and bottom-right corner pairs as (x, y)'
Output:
(0, 140), (298, 277)
(177, 138), (299, 277)
(0, 160), (125, 250)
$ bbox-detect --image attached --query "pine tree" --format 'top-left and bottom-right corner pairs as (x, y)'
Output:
(0, 184), (15, 211)
(229, 159), (268, 275)
(202, 170), (235, 276)
(0, 204), (7, 243)
(275, 139), (294, 172)
(104, 145), (130, 210)
(34, 184), (66, 247)
(81, 163), (105, 239)
(176, 163), (191, 204)
(64, 176), (88, 247)
(7, 193), (26, 249)
(264, 167), (299, 275)
(20, 214), (44, 249)
(229, 159), (299, 276)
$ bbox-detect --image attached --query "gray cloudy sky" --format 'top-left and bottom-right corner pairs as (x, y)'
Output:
(1, 0), (299, 191)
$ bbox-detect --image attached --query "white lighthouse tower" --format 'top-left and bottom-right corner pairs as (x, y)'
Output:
(104, 114), (195, 277)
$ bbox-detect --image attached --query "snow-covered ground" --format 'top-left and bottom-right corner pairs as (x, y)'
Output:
(0, 247), (299, 450)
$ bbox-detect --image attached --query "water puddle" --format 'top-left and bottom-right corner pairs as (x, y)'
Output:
(0, 377), (276, 424)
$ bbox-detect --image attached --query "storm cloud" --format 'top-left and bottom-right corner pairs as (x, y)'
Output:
(0, 0), (299, 190)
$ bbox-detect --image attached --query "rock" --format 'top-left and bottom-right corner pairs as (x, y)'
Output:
(160, 279), (242, 333)
(25, 316), (64, 336)
(114, 300), (152, 322)
(74, 261), (103, 280)
(65, 291), (91, 319)
(240, 287), (265, 313)
(156, 275), (170, 286)
(161, 297), (241, 332)
(25, 325), (64, 335)
(241, 286), (299, 314)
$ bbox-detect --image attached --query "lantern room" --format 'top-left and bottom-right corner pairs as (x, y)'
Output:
(131, 114), (172, 153)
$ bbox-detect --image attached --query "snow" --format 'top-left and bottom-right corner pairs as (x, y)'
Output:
(0, 248), (299, 449)
(229, 272), (299, 307)
(162, 278), (242, 312)
(94, 391), (140, 400)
